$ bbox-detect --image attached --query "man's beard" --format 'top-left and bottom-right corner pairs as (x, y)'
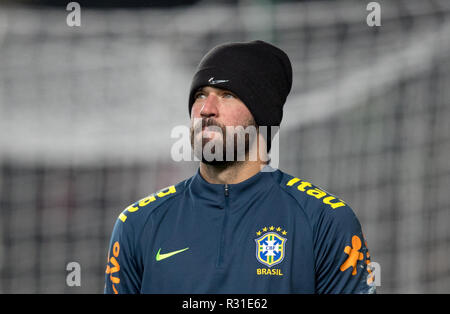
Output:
(190, 117), (258, 166)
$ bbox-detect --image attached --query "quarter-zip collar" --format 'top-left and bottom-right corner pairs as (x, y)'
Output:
(188, 165), (279, 211)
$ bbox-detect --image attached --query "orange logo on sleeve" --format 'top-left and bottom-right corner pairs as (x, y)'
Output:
(105, 241), (121, 294)
(340, 235), (364, 276)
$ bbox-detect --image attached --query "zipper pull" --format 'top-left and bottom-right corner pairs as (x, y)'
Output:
(224, 184), (229, 197)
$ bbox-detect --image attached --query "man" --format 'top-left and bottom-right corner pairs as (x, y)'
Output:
(105, 40), (376, 294)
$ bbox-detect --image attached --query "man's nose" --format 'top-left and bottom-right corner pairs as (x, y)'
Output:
(200, 94), (219, 118)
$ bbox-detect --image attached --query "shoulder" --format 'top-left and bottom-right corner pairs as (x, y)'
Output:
(278, 171), (348, 211)
(106, 179), (189, 265)
(115, 179), (187, 228)
(277, 170), (360, 233)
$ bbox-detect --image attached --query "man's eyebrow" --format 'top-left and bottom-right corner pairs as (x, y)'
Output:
(195, 87), (236, 96)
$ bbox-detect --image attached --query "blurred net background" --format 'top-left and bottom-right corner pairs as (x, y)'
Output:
(0, 0), (449, 293)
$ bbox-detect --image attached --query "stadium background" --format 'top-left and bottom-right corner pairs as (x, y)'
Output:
(0, 0), (449, 293)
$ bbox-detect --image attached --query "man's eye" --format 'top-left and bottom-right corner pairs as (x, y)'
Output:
(195, 92), (206, 99)
(223, 93), (235, 99)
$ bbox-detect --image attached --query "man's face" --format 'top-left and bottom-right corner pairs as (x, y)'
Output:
(190, 86), (257, 164)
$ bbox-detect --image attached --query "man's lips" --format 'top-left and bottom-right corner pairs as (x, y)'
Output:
(201, 126), (222, 139)
(202, 125), (220, 131)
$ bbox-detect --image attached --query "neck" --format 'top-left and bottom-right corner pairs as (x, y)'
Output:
(199, 160), (266, 184)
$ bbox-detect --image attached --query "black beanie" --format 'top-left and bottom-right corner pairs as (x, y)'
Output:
(188, 40), (292, 128)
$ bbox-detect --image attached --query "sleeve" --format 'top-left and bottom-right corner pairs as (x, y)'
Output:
(313, 204), (376, 294)
(104, 217), (142, 294)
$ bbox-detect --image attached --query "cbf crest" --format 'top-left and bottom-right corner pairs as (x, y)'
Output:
(255, 226), (287, 268)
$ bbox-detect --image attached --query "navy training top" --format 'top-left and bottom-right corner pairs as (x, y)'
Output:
(105, 166), (376, 294)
